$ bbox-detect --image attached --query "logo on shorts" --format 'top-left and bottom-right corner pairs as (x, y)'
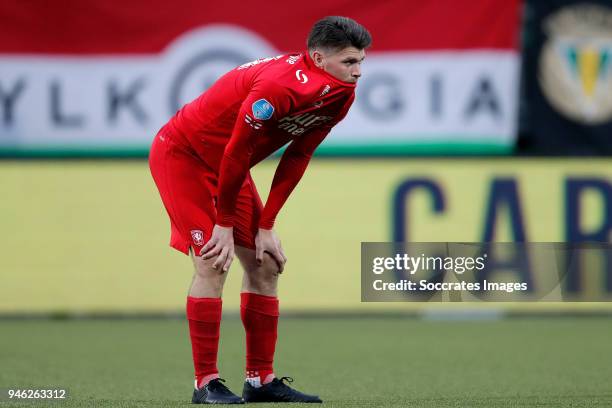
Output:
(190, 230), (205, 246)
(251, 99), (275, 120)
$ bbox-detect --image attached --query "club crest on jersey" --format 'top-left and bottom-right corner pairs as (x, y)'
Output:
(190, 230), (205, 246)
(251, 99), (274, 120)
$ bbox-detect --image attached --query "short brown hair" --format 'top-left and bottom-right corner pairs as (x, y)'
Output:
(307, 16), (372, 52)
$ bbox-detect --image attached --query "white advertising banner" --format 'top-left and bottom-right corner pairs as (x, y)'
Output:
(0, 1), (522, 155)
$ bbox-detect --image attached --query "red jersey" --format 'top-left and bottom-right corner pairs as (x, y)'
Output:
(166, 52), (356, 229)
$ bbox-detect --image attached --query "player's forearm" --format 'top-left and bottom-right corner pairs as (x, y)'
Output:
(259, 153), (310, 229)
(217, 153), (250, 227)
(217, 102), (261, 227)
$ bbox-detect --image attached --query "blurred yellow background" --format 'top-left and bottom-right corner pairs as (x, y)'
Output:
(1, 159), (611, 313)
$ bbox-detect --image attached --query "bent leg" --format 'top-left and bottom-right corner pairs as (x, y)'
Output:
(150, 129), (233, 391)
(236, 246), (281, 387)
(187, 250), (230, 389)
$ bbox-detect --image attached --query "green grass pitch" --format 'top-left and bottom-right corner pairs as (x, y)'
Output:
(1, 317), (611, 407)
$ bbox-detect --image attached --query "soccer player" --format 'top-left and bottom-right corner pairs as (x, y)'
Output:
(149, 16), (371, 404)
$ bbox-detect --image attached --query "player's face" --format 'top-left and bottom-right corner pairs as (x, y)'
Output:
(315, 47), (366, 83)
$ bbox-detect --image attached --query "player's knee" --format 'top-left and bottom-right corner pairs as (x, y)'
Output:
(245, 253), (279, 292)
(193, 256), (227, 280)
(192, 261), (226, 297)
(259, 253), (282, 279)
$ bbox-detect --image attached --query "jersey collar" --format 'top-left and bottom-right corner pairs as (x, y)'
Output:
(303, 52), (357, 89)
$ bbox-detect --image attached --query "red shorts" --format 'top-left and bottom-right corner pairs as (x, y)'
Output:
(149, 125), (262, 255)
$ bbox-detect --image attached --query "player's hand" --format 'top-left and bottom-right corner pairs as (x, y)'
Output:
(200, 224), (234, 272)
(255, 228), (287, 273)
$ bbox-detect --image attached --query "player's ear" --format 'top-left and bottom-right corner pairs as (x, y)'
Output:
(311, 49), (324, 68)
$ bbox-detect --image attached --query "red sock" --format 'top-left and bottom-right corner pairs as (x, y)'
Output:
(187, 296), (222, 389)
(241, 292), (279, 387)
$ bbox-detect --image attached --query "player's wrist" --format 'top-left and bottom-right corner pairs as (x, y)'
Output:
(258, 220), (275, 230)
(215, 224), (234, 230)
(216, 215), (235, 228)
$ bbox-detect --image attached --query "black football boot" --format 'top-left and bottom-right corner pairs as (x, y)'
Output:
(192, 378), (244, 404)
(242, 377), (322, 403)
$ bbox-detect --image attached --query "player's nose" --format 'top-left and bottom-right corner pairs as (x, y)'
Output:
(352, 65), (361, 79)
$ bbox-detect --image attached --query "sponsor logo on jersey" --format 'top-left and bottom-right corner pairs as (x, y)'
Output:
(319, 85), (331, 96)
(190, 230), (205, 246)
(278, 113), (333, 136)
(251, 99), (275, 120)
(295, 69), (308, 84)
(244, 114), (263, 129)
